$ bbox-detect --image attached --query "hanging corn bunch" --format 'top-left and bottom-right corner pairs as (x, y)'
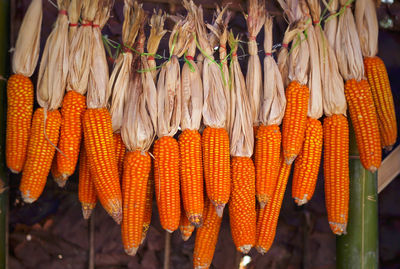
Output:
(228, 32), (256, 254)
(334, 0), (381, 172)
(321, 0), (350, 235)
(154, 16), (193, 233)
(179, 4), (204, 227)
(292, 2), (323, 206)
(54, 0), (97, 186)
(82, 0), (122, 223)
(188, 1), (231, 217)
(255, 15), (286, 208)
(246, 0), (265, 131)
(6, 0), (42, 174)
(20, 0), (70, 203)
(355, 0), (397, 151)
(193, 197), (223, 269)
(279, 0), (311, 165)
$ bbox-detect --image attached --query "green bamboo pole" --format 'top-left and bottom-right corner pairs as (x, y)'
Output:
(0, 0), (9, 268)
(336, 126), (379, 269)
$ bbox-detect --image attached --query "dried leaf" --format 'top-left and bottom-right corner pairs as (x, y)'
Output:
(355, 0), (378, 57)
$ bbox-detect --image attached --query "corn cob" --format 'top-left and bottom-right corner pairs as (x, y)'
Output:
(6, 74), (34, 173)
(113, 132), (126, 178)
(51, 158), (62, 182)
(281, 81), (309, 164)
(179, 206), (195, 241)
(121, 150), (151, 256)
(153, 136), (180, 232)
(179, 129), (204, 226)
(344, 79), (381, 172)
(202, 127), (231, 216)
(229, 156), (256, 254)
(54, 90), (87, 186)
(364, 57), (397, 150)
(78, 143), (97, 219)
(82, 108), (122, 224)
(255, 124), (281, 207)
(142, 171), (154, 244)
(323, 114), (349, 235)
(20, 108), (61, 203)
(256, 158), (292, 254)
(193, 198), (222, 269)
(292, 118), (323, 205)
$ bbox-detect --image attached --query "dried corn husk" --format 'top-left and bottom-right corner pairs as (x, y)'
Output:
(67, 0), (97, 95)
(156, 18), (193, 137)
(260, 16), (286, 126)
(37, 0), (70, 110)
(246, 0), (265, 126)
(122, 27), (157, 152)
(87, 0), (111, 109)
(229, 33), (254, 158)
(181, 39), (203, 131)
(288, 25), (310, 85)
(147, 10), (167, 81)
(108, 1), (144, 133)
(12, 0), (42, 77)
(68, 0), (81, 42)
(309, 0), (346, 116)
(324, 0), (339, 50)
(335, 0), (364, 81)
(189, 1), (228, 129)
(303, 4), (322, 119)
(355, 0), (378, 57)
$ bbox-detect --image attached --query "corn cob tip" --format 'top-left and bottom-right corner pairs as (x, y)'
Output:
(238, 245), (252, 254)
(256, 194), (270, 209)
(166, 229), (174, 233)
(111, 209), (122, 224)
(181, 233), (191, 241)
(54, 176), (68, 188)
(82, 208), (94, 220)
(384, 145), (394, 152)
(194, 265), (210, 269)
(294, 194), (309, 206)
(284, 154), (296, 165)
(21, 191), (37, 203)
(368, 166), (378, 173)
(9, 168), (19, 174)
(255, 246), (267, 255)
(329, 222), (347, 235)
(213, 203), (225, 218)
(124, 246), (138, 256)
(189, 214), (204, 227)
(259, 201), (266, 209)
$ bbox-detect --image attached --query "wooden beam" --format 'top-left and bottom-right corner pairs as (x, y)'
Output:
(378, 145), (400, 193)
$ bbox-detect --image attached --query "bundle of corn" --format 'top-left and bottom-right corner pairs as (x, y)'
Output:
(179, 6), (204, 227)
(6, 0), (42, 174)
(54, 0), (97, 186)
(78, 144), (97, 219)
(355, 0), (397, 150)
(108, 3), (144, 180)
(154, 17), (193, 233)
(83, 0), (122, 223)
(228, 32), (256, 254)
(292, 2), (323, 206)
(255, 16), (286, 208)
(256, 157), (292, 253)
(246, 0), (265, 131)
(179, 204), (195, 241)
(279, 0), (311, 165)
(19, 0), (70, 203)
(147, 10), (167, 81)
(335, 0), (381, 172)
(120, 17), (159, 255)
(189, 1), (231, 217)
(193, 198), (222, 269)
(321, 0), (350, 235)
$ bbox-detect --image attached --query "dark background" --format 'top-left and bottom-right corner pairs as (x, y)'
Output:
(6, 0), (400, 268)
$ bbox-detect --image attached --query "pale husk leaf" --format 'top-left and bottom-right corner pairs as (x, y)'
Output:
(67, 0), (98, 95)
(37, 0), (70, 110)
(220, 28), (231, 133)
(181, 40), (203, 131)
(260, 16), (286, 126)
(229, 33), (254, 158)
(68, 0), (82, 42)
(355, 0), (378, 57)
(87, 0), (111, 109)
(335, 0), (364, 81)
(288, 25), (310, 86)
(147, 10), (167, 80)
(108, 1), (144, 132)
(12, 0), (42, 77)
(323, 0), (338, 50)
(190, 1), (228, 129)
(245, 0), (265, 126)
